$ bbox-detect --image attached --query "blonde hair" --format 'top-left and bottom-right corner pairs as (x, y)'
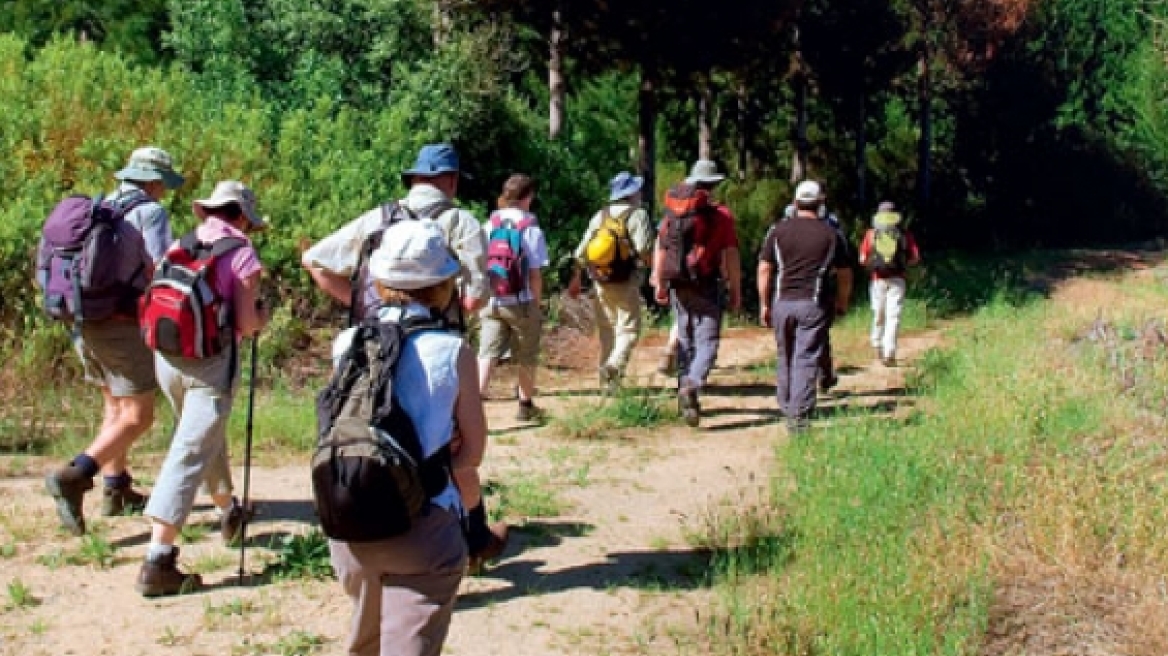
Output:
(374, 278), (456, 310)
(497, 174), (535, 209)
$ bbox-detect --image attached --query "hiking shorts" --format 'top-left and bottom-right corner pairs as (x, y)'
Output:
(478, 302), (542, 367)
(72, 318), (158, 397)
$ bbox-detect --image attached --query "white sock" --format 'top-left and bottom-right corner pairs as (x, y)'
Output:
(147, 542), (175, 561)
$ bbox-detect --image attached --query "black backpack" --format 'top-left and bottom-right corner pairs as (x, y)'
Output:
(312, 315), (451, 542)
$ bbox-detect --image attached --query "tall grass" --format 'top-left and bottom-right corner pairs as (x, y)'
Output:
(708, 265), (1168, 655)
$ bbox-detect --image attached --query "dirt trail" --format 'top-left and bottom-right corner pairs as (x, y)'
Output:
(0, 322), (939, 656)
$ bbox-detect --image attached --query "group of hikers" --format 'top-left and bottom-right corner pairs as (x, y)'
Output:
(34, 142), (919, 656)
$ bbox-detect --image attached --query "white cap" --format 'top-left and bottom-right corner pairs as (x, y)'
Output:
(367, 221), (460, 290)
(794, 180), (822, 204)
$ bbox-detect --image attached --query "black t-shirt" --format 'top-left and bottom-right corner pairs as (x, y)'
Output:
(760, 216), (851, 304)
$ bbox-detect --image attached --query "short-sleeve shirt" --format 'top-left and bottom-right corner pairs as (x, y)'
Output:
(859, 228), (920, 280)
(482, 208), (550, 307)
(760, 214), (851, 305)
(114, 182), (172, 262)
(193, 217), (263, 337)
(574, 203), (656, 267)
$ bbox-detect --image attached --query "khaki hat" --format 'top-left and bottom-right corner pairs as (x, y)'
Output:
(685, 159), (726, 185)
(193, 181), (266, 230)
(368, 221), (460, 290)
(114, 146), (185, 189)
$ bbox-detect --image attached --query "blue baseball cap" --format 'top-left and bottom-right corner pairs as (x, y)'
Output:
(401, 143), (469, 185)
(608, 171), (644, 201)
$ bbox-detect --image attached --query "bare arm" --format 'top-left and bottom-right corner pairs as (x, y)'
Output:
(302, 253), (353, 306)
(722, 246), (742, 311)
(757, 260), (774, 327)
(835, 265), (854, 315)
(452, 345), (487, 472)
(233, 271), (269, 337)
(650, 242), (668, 305)
(528, 267), (543, 308)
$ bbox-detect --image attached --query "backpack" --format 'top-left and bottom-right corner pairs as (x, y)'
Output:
(312, 316), (451, 542)
(657, 183), (717, 284)
(484, 210), (535, 299)
(350, 200), (455, 326)
(139, 232), (246, 358)
(583, 207), (638, 283)
(36, 193), (153, 324)
(867, 212), (907, 273)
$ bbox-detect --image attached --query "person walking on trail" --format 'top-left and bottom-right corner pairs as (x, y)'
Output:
(650, 159), (743, 427)
(301, 143), (489, 328)
(301, 143), (505, 571)
(567, 171), (656, 391)
(43, 146), (185, 535)
(328, 221), (493, 656)
(858, 201), (920, 367)
(757, 180), (854, 435)
(135, 181), (270, 597)
(477, 174), (550, 422)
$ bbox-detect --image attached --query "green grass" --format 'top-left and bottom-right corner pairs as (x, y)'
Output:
(554, 387), (679, 439)
(707, 263), (1168, 655)
(486, 473), (567, 521)
(262, 530), (334, 581)
(4, 578), (37, 611)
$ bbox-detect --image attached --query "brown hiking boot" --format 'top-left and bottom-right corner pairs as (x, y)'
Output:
(136, 548), (202, 597)
(515, 402), (545, 423)
(468, 522), (510, 576)
(102, 485), (149, 517)
(45, 464), (94, 536)
(679, 388), (700, 428)
(220, 499), (255, 545)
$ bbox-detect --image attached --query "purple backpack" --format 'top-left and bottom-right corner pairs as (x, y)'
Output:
(36, 194), (152, 324)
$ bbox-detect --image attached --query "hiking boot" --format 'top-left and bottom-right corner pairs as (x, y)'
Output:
(657, 349), (678, 377)
(679, 389), (700, 428)
(136, 548), (202, 597)
(44, 464), (94, 536)
(101, 485), (148, 517)
(873, 346), (883, 362)
(598, 364), (620, 394)
(516, 402), (545, 423)
(220, 498), (255, 545)
(820, 372), (839, 392)
(467, 522), (509, 576)
(882, 356), (897, 368)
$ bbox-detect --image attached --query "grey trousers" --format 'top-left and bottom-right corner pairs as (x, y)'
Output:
(330, 507), (468, 656)
(145, 349), (237, 528)
(671, 281), (723, 393)
(774, 300), (828, 418)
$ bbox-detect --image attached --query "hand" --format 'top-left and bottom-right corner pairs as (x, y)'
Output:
(655, 285), (669, 306)
(760, 305), (772, 328)
(567, 275), (582, 300)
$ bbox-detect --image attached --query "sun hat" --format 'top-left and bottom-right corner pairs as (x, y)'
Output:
(877, 200), (896, 212)
(794, 180), (822, 204)
(367, 221), (460, 290)
(873, 210), (902, 228)
(193, 181), (266, 230)
(608, 171), (644, 201)
(401, 143), (468, 185)
(685, 159), (726, 185)
(114, 146), (185, 189)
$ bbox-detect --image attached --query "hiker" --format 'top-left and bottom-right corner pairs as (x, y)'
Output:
(757, 180), (854, 434)
(328, 221), (491, 656)
(858, 201), (921, 367)
(478, 174), (550, 421)
(301, 143), (504, 570)
(301, 143), (488, 329)
(43, 146), (185, 535)
(135, 181), (270, 596)
(567, 171), (656, 390)
(650, 159), (743, 427)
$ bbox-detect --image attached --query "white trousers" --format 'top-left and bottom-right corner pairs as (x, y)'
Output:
(869, 277), (907, 359)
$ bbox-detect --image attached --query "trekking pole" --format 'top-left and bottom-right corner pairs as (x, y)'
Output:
(237, 336), (259, 585)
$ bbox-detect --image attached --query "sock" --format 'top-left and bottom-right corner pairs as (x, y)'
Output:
(71, 454), (100, 478)
(465, 503), (489, 553)
(103, 472), (132, 490)
(146, 542), (176, 561)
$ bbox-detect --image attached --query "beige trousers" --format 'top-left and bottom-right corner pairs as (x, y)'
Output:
(593, 279), (643, 373)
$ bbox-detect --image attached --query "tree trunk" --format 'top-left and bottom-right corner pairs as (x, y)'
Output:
(736, 79), (749, 181)
(856, 78), (868, 211)
(698, 74), (713, 161)
(548, 5), (565, 139)
(791, 69), (809, 184)
(639, 63), (658, 216)
(916, 40), (932, 218)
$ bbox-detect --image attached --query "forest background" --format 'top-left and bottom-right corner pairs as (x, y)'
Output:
(1, 0), (1167, 375)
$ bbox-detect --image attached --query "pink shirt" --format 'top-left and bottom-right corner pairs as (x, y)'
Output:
(195, 218), (262, 335)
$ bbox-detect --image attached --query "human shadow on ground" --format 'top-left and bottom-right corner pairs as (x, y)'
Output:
(705, 383), (774, 398)
(110, 499), (317, 549)
(455, 547), (714, 611)
(700, 408), (780, 433)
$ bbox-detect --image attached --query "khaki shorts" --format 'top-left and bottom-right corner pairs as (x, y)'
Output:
(478, 302), (542, 367)
(73, 319), (158, 397)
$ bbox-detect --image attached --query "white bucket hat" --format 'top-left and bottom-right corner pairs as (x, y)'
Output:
(685, 159), (726, 185)
(368, 221), (460, 290)
(193, 181), (266, 229)
(114, 146), (185, 189)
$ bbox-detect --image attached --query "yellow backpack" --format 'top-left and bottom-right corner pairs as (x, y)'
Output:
(584, 207), (637, 283)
